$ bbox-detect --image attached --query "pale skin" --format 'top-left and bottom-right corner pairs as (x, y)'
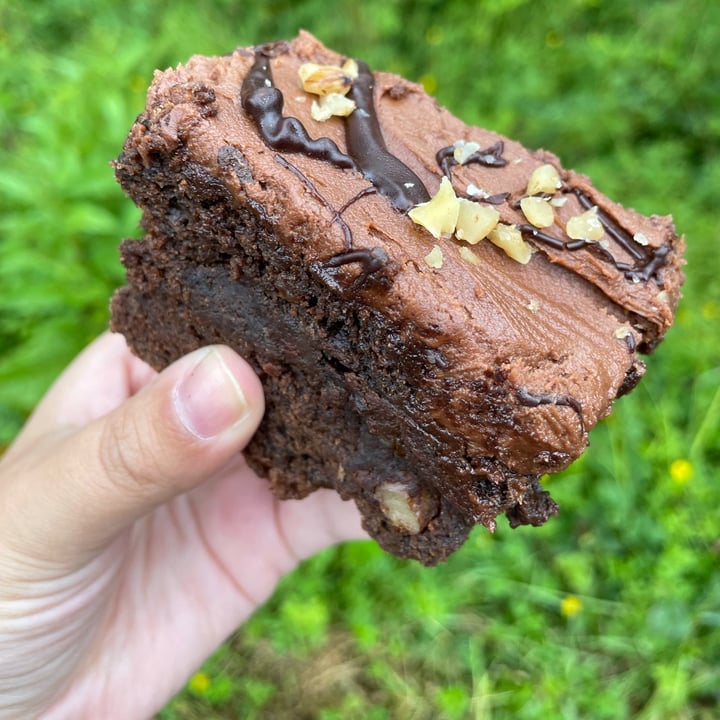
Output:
(0, 333), (366, 719)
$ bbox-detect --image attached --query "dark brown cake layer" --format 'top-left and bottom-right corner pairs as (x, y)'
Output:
(111, 32), (684, 563)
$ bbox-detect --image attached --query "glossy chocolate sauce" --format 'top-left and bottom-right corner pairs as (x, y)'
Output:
(241, 48), (432, 282)
(517, 190), (670, 285)
(241, 49), (430, 212)
(436, 140), (507, 178)
(240, 53), (355, 169)
(572, 189), (670, 284)
(346, 62), (430, 211)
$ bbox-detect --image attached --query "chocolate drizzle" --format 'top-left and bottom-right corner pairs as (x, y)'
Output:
(518, 223), (628, 268)
(241, 52), (355, 169)
(311, 245), (391, 293)
(572, 189), (644, 261)
(436, 140), (507, 179)
(324, 247), (390, 288)
(516, 387), (585, 435)
(241, 48), (429, 213)
(477, 191), (511, 205)
(274, 154), (353, 249)
(518, 189), (672, 286)
(274, 154), (388, 286)
(516, 224), (565, 250)
(571, 189), (670, 284)
(345, 62), (430, 211)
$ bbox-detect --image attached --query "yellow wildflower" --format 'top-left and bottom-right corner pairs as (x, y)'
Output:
(669, 458), (693, 485)
(560, 595), (583, 618)
(188, 671), (211, 695)
(420, 74), (437, 94)
(701, 301), (718, 321)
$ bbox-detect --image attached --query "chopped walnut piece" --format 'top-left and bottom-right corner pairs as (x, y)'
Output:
(466, 183), (487, 198)
(452, 139), (481, 165)
(527, 163), (562, 195)
(310, 93), (356, 121)
(488, 223), (532, 264)
(458, 245), (481, 266)
(424, 244), (444, 269)
(376, 482), (437, 535)
(408, 177), (460, 239)
(614, 326), (632, 340)
(566, 206), (604, 241)
(455, 198), (500, 244)
(298, 62), (355, 96)
(520, 196), (555, 228)
(341, 58), (359, 79)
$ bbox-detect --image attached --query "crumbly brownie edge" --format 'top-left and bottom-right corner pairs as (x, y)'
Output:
(113, 272), (487, 564)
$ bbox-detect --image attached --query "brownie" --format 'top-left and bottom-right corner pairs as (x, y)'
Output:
(111, 32), (684, 564)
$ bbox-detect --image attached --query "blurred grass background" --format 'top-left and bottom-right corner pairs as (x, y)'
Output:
(1, 0), (719, 717)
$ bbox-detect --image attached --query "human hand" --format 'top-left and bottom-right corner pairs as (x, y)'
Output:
(0, 333), (366, 719)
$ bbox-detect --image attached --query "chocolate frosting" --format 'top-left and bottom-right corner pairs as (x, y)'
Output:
(122, 31), (684, 477)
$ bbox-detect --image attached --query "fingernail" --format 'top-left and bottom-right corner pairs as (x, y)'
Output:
(174, 349), (250, 439)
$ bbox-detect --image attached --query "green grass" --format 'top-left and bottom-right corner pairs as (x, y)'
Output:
(2, 0), (719, 717)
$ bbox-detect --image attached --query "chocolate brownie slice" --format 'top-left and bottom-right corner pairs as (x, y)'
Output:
(111, 32), (684, 564)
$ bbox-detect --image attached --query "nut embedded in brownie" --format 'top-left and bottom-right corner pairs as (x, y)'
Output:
(111, 32), (684, 564)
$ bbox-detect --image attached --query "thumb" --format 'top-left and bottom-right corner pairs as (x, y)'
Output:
(2, 346), (264, 562)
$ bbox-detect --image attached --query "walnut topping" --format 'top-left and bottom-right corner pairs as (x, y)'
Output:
(458, 245), (481, 265)
(456, 198), (500, 244)
(310, 93), (356, 121)
(410, 179), (532, 265)
(376, 482), (437, 535)
(408, 176), (460, 238)
(424, 244), (444, 268)
(633, 231), (650, 246)
(614, 326), (632, 340)
(466, 183), (486, 198)
(298, 60), (358, 96)
(520, 196), (555, 228)
(488, 223), (532, 264)
(341, 58), (359, 79)
(566, 206), (604, 241)
(452, 139), (481, 164)
(527, 163), (562, 195)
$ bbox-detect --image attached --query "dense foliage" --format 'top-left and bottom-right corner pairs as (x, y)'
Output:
(1, 0), (718, 717)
